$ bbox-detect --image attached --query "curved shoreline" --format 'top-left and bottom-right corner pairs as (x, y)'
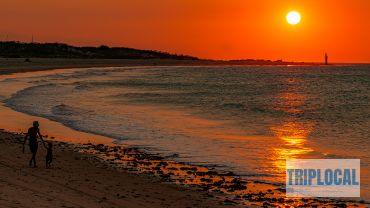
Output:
(0, 62), (368, 207)
(0, 104), (367, 207)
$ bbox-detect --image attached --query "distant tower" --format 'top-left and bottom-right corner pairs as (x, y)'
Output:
(325, 53), (328, 65)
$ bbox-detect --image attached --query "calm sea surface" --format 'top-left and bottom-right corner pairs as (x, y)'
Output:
(1, 65), (369, 199)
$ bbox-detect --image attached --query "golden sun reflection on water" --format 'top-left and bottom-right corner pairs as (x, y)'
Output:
(270, 87), (315, 172)
(270, 120), (314, 172)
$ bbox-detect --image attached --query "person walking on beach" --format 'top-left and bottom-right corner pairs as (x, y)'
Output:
(23, 121), (46, 168)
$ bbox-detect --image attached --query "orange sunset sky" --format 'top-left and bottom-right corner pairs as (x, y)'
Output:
(1, 0), (370, 63)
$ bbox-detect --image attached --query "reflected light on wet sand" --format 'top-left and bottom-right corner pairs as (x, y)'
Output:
(0, 104), (114, 145)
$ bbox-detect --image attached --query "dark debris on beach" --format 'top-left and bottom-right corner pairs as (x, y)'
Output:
(72, 141), (367, 208)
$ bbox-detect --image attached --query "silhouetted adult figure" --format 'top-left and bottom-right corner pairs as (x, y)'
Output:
(23, 121), (45, 167)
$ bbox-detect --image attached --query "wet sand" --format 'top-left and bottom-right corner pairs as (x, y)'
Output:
(0, 130), (240, 208)
(1, 128), (367, 207)
(0, 109), (366, 208)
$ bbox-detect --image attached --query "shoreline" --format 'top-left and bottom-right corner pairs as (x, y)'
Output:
(1, 127), (367, 207)
(0, 60), (368, 207)
(0, 104), (366, 208)
(0, 57), (350, 76)
(0, 58), (222, 75)
(0, 130), (238, 208)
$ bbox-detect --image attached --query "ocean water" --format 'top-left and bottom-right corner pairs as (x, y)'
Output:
(1, 65), (369, 199)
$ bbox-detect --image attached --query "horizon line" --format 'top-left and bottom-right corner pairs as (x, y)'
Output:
(1, 40), (369, 65)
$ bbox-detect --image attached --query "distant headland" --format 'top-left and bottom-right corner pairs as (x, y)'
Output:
(0, 41), (318, 66)
(0, 41), (197, 60)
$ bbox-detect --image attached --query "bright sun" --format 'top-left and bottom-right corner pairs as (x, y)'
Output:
(286, 11), (301, 25)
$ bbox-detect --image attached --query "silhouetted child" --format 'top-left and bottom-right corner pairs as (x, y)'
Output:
(45, 142), (53, 168)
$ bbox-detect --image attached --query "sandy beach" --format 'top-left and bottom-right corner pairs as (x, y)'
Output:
(0, 126), (367, 208)
(0, 130), (240, 208)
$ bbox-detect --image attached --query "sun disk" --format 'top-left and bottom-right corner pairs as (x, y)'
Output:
(286, 11), (301, 25)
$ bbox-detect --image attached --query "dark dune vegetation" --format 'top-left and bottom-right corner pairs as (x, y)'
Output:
(0, 41), (198, 60)
(0, 41), (318, 67)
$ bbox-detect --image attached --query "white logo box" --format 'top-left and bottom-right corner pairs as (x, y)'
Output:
(286, 159), (360, 197)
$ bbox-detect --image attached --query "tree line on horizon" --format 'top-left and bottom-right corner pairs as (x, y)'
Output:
(0, 41), (198, 60)
(0, 41), (309, 65)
